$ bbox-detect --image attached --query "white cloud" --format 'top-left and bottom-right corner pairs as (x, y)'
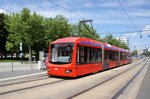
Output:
(0, 9), (6, 14)
(83, 0), (118, 8)
(36, 9), (84, 24)
(130, 10), (150, 17)
(131, 32), (138, 36)
(123, 32), (138, 37)
(84, 1), (95, 8)
(126, 0), (148, 7)
(1, 0), (150, 32)
(142, 25), (150, 34)
(36, 10), (73, 18)
(98, 2), (118, 7)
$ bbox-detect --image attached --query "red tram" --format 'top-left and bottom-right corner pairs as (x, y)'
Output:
(47, 37), (132, 77)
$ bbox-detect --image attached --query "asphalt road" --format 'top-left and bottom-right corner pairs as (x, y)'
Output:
(136, 60), (150, 99)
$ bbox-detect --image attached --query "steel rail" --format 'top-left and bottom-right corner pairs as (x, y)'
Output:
(112, 60), (149, 99)
(67, 61), (145, 99)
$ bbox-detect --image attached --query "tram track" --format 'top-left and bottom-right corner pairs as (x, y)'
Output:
(0, 77), (65, 95)
(0, 60), (145, 99)
(0, 80), (65, 95)
(112, 60), (149, 99)
(68, 60), (146, 99)
(0, 75), (48, 87)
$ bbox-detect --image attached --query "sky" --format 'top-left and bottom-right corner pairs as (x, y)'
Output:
(0, 0), (150, 51)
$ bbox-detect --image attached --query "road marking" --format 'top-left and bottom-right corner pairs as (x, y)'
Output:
(0, 71), (47, 82)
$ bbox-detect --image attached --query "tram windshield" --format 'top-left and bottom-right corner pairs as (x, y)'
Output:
(50, 43), (74, 64)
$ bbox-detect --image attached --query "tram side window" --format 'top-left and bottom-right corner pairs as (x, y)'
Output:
(120, 52), (124, 60)
(125, 53), (129, 60)
(105, 51), (118, 62)
(111, 51), (119, 61)
(94, 49), (101, 62)
(98, 49), (102, 62)
(79, 46), (85, 63)
(96, 49), (100, 62)
(90, 48), (94, 62)
(109, 51), (113, 61)
(114, 52), (119, 61)
(104, 51), (109, 63)
(127, 53), (130, 60)
(76, 46), (102, 64)
(124, 53), (127, 60)
(90, 48), (101, 63)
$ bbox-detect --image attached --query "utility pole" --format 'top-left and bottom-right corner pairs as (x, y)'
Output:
(79, 19), (95, 35)
(20, 42), (23, 64)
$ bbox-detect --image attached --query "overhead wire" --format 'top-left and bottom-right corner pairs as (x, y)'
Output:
(100, 29), (150, 34)
(46, 0), (148, 37)
(46, 0), (110, 33)
(117, 0), (137, 30)
(47, 0), (84, 19)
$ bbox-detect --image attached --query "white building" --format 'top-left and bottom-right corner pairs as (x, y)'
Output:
(116, 37), (129, 46)
(148, 47), (150, 51)
(137, 50), (143, 55)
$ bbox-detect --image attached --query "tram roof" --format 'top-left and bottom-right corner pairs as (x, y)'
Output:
(51, 37), (80, 44)
(51, 37), (130, 53)
(51, 37), (102, 44)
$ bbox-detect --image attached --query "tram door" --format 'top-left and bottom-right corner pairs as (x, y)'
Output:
(102, 46), (109, 70)
(76, 46), (102, 75)
(103, 51), (110, 70)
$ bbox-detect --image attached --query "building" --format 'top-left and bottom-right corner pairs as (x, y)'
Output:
(148, 47), (150, 51)
(137, 50), (143, 55)
(116, 37), (129, 46)
(143, 49), (148, 53)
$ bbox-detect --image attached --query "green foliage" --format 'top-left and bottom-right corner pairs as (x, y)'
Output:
(5, 42), (14, 52)
(5, 8), (46, 61)
(5, 12), (22, 52)
(44, 15), (71, 42)
(132, 50), (138, 56)
(3, 8), (130, 60)
(142, 51), (150, 56)
(4, 8), (78, 60)
(101, 34), (129, 50)
(71, 22), (100, 40)
(0, 13), (9, 57)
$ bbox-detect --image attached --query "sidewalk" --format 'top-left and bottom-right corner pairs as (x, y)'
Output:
(0, 70), (46, 80)
(0, 62), (47, 81)
(0, 62), (39, 72)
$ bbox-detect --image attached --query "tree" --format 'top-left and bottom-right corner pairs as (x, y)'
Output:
(101, 34), (129, 50)
(132, 50), (138, 56)
(23, 11), (45, 62)
(5, 13), (22, 57)
(0, 13), (9, 58)
(71, 22), (100, 40)
(44, 15), (72, 42)
(142, 51), (150, 56)
(5, 8), (45, 62)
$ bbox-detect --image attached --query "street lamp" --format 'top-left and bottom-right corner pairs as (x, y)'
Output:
(20, 42), (23, 64)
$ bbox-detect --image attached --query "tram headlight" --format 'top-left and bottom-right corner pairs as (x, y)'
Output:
(65, 70), (72, 74)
